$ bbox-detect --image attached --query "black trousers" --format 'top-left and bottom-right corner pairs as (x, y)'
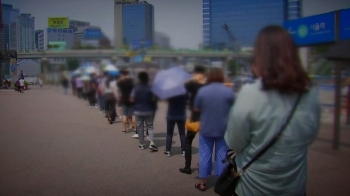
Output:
(166, 120), (186, 152)
(184, 130), (197, 168)
(104, 94), (116, 121)
(88, 90), (96, 106)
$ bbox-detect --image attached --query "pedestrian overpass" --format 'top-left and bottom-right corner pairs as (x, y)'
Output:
(17, 49), (253, 60)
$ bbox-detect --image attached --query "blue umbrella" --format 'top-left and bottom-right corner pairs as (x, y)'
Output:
(151, 66), (191, 100)
(108, 70), (120, 76)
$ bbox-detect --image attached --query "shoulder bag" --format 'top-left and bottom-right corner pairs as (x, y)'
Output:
(214, 94), (302, 196)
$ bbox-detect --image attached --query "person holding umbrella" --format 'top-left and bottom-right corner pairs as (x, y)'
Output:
(179, 65), (206, 174)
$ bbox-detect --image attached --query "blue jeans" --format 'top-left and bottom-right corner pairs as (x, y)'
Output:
(136, 114), (154, 145)
(198, 134), (228, 178)
(63, 87), (68, 95)
(98, 94), (105, 111)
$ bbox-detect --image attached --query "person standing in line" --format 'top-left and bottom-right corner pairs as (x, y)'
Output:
(97, 72), (108, 113)
(117, 69), (135, 133)
(193, 68), (234, 192)
(225, 25), (320, 196)
(179, 65), (206, 174)
(102, 75), (118, 124)
(164, 94), (188, 157)
(75, 76), (83, 99)
(61, 76), (69, 95)
(88, 73), (98, 108)
(19, 77), (25, 93)
(130, 71), (158, 151)
(71, 76), (77, 96)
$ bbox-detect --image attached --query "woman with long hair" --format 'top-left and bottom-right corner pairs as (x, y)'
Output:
(102, 75), (118, 124)
(225, 25), (320, 195)
(193, 68), (235, 191)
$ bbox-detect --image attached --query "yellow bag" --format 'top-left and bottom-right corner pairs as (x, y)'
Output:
(185, 120), (200, 133)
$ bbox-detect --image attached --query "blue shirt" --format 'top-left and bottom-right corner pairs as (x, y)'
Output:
(131, 85), (154, 114)
(194, 83), (235, 137)
(167, 94), (188, 120)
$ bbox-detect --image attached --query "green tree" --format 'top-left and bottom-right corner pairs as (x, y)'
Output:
(67, 58), (80, 71)
(228, 59), (239, 77)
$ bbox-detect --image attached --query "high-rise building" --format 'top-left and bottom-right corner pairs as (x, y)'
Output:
(1, 4), (19, 80)
(10, 14), (35, 52)
(35, 30), (44, 51)
(2, 4), (19, 50)
(203, 0), (303, 50)
(45, 27), (74, 50)
(114, 0), (154, 48)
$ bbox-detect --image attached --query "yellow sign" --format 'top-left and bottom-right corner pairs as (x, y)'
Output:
(48, 17), (69, 28)
(144, 56), (152, 62)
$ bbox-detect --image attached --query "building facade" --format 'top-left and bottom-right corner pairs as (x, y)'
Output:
(1, 4), (19, 79)
(2, 4), (19, 50)
(74, 26), (102, 47)
(154, 32), (170, 49)
(203, 0), (303, 50)
(114, 0), (154, 48)
(122, 1), (154, 46)
(10, 14), (35, 52)
(69, 20), (90, 32)
(45, 27), (74, 50)
(35, 30), (44, 51)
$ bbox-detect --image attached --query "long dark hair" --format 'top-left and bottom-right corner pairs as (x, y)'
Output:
(206, 68), (224, 84)
(253, 25), (311, 94)
(105, 75), (113, 88)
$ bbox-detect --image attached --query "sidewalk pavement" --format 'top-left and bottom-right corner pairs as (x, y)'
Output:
(0, 85), (350, 196)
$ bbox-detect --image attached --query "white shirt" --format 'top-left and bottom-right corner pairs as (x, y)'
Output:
(104, 81), (117, 94)
(19, 79), (24, 86)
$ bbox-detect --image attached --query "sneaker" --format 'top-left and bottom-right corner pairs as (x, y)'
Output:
(149, 143), (158, 152)
(132, 134), (139, 139)
(181, 151), (185, 157)
(138, 144), (145, 150)
(164, 151), (171, 157)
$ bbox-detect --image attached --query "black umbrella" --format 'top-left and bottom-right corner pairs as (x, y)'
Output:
(323, 40), (350, 150)
(323, 40), (350, 61)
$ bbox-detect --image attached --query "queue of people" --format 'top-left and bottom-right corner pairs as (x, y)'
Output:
(63, 25), (320, 195)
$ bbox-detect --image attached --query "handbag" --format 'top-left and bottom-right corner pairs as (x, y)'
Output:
(185, 119), (200, 132)
(214, 94), (302, 196)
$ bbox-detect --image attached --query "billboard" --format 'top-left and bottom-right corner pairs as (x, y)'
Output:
(48, 41), (66, 51)
(84, 29), (102, 39)
(283, 12), (336, 46)
(48, 17), (69, 28)
(340, 8), (350, 40)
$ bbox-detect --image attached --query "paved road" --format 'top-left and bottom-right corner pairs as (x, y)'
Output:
(1, 86), (350, 196)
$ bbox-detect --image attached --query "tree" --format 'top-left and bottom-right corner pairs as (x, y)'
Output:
(67, 58), (80, 71)
(228, 59), (239, 77)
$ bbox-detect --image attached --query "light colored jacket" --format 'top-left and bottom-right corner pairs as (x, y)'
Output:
(225, 79), (320, 196)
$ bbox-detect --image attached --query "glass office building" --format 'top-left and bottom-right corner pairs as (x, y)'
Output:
(122, 1), (154, 45)
(10, 14), (36, 52)
(1, 4), (19, 78)
(203, 0), (302, 50)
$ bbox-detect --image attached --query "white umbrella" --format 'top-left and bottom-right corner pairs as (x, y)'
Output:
(85, 66), (96, 74)
(80, 75), (90, 81)
(104, 64), (118, 71)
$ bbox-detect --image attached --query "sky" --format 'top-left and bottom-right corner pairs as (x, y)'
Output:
(2, 0), (350, 49)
